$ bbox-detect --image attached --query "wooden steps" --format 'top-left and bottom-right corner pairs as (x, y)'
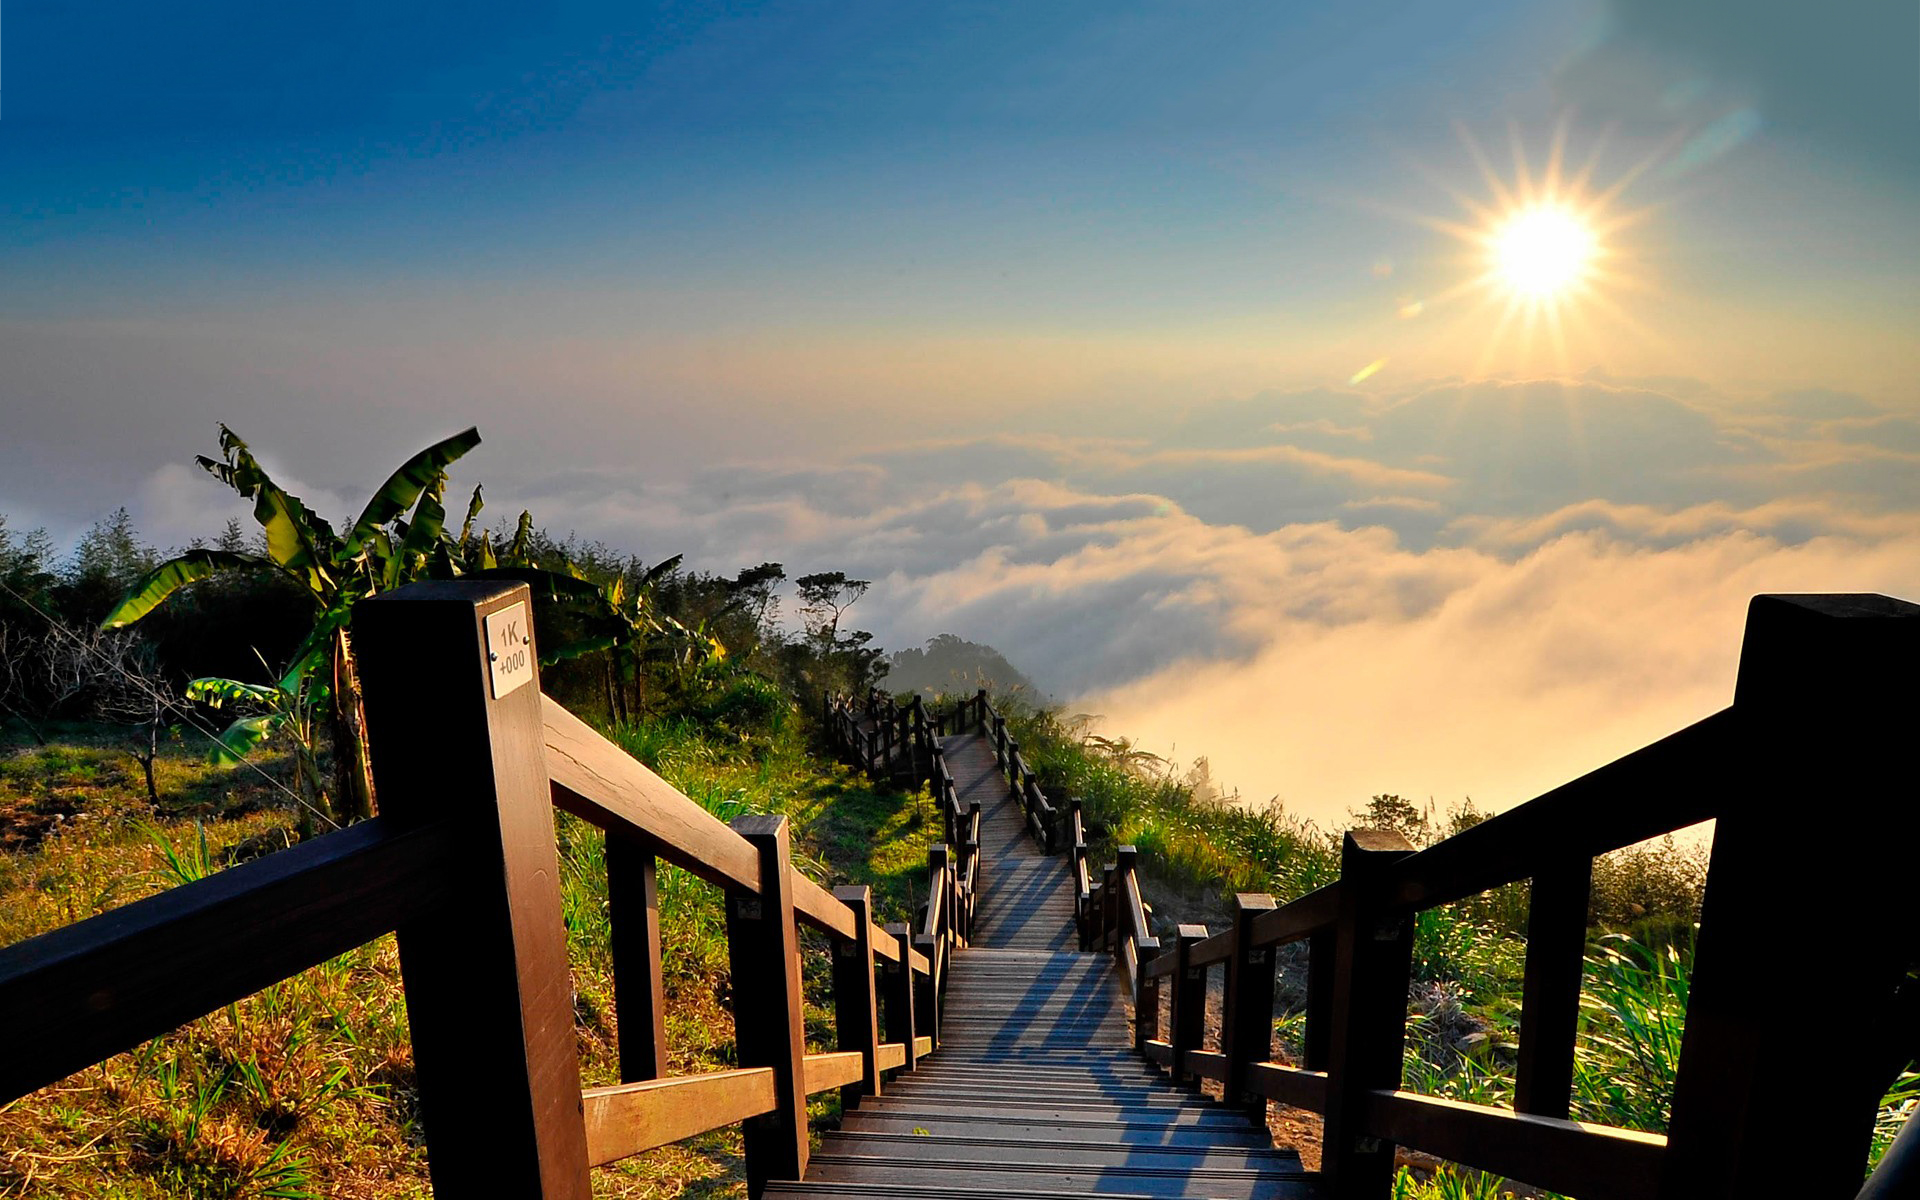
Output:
(774, 944), (1320, 1198)
(771, 730), (1321, 1198)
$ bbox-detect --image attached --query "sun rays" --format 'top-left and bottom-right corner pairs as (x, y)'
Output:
(1387, 118), (1669, 380)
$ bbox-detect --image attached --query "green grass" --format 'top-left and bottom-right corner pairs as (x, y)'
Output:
(0, 699), (938, 1198)
(979, 690), (1916, 1193)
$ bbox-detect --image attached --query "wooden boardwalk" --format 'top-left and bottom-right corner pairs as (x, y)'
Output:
(949, 733), (1078, 951)
(771, 731), (1320, 1198)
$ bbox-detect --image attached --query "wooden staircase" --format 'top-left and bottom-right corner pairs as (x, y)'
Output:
(774, 726), (1322, 1198)
(772, 950), (1315, 1198)
(9, 586), (1914, 1200)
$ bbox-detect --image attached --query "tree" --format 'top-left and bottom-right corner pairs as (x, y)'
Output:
(103, 425), (484, 826)
(796, 571), (869, 644)
(792, 571), (882, 697)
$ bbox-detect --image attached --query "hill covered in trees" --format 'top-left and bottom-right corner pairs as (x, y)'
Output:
(880, 633), (1045, 701)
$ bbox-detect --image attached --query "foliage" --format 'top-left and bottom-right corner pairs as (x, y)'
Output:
(99, 425), (487, 827)
(0, 687), (937, 1196)
(882, 633), (1043, 699)
(1571, 933), (1692, 1131)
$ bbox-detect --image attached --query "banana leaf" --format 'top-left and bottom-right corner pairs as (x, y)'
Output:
(398, 471), (450, 561)
(277, 607), (351, 694)
(101, 549), (274, 629)
(209, 713), (282, 765)
(458, 484), (484, 545)
(506, 511), (534, 564)
(187, 677), (281, 710)
(640, 554), (684, 587)
(345, 427), (482, 552)
(197, 427), (340, 592)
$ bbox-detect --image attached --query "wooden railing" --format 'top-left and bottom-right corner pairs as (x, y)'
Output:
(1098, 592), (1919, 1200)
(0, 581), (959, 1199)
(834, 686), (1096, 938)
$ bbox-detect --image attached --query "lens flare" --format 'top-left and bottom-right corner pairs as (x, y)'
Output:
(1382, 117), (1665, 377)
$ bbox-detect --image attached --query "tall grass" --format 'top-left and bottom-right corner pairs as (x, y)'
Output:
(1, 689), (938, 1197)
(982, 691), (1915, 1190)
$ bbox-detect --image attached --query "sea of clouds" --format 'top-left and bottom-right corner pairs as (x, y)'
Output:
(409, 373), (1914, 823)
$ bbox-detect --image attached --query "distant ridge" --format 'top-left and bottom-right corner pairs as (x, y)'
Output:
(880, 634), (1048, 702)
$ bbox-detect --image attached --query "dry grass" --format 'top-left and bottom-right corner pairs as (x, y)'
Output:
(0, 710), (929, 1198)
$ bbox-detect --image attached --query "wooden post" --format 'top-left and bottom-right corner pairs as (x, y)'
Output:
(1135, 938), (1162, 1053)
(356, 581), (591, 1199)
(912, 929), (940, 1053)
(831, 885), (883, 1109)
(1115, 846), (1139, 943)
(1100, 864), (1117, 952)
(966, 799), (982, 938)
(726, 815), (810, 1194)
(1304, 930), (1334, 1071)
(1222, 893), (1279, 1113)
(1513, 858), (1590, 1118)
(1661, 594), (1919, 1200)
(607, 832), (669, 1082)
(1319, 830), (1416, 1200)
(1169, 924), (1208, 1083)
(882, 922), (917, 1068)
(975, 688), (988, 733)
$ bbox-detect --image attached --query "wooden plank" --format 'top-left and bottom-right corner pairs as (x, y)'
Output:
(792, 874), (859, 941)
(1142, 951), (1178, 981)
(831, 885), (883, 1105)
(1513, 857), (1590, 1118)
(877, 1042), (907, 1071)
(1143, 1039), (1174, 1066)
(912, 1036), (933, 1058)
(1189, 927), (1235, 968)
(869, 922), (901, 964)
(804, 1051), (867, 1095)
(1222, 893), (1279, 1111)
(726, 816), (810, 1192)
(1319, 829), (1416, 1200)
(358, 582), (592, 1199)
(1364, 1090), (1665, 1200)
(543, 694), (760, 893)
(1248, 1063), (1328, 1111)
(0, 818), (454, 1103)
(1379, 709), (1737, 913)
(582, 1068), (777, 1166)
(607, 833), (668, 1081)
(1186, 1050), (1228, 1082)
(1248, 883), (1340, 949)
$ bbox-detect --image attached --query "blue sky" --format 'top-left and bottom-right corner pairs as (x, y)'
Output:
(4, 0), (1916, 816)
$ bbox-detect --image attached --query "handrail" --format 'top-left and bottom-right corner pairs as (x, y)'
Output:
(0, 581), (971, 1200)
(1108, 591), (1920, 1200)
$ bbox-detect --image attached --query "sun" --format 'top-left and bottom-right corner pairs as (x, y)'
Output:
(1367, 119), (1662, 378)
(1490, 205), (1596, 299)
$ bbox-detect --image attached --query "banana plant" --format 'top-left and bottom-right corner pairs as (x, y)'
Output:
(104, 424), (483, 824)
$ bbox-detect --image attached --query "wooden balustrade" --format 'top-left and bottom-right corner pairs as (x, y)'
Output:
(1114, 592), (1919, 1200)
(0, 581), (968, 1199)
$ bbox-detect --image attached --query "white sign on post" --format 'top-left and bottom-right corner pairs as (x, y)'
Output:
(484, 602), (534, 700)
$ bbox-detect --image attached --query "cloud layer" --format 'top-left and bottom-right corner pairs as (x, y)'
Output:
(129, 373), (1920, 822)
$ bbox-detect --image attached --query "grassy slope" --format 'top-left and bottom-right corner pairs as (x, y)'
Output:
(0, 705), (936, 1199)
(994, 698), (1917, 1199)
